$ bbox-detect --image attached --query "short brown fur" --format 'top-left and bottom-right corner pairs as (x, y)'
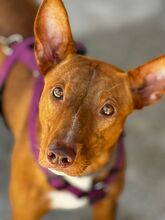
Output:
(1, 0), (165, 219)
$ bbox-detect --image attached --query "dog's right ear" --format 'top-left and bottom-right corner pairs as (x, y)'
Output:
(128, 55), (165, 109)
(34, 0), (76, 74)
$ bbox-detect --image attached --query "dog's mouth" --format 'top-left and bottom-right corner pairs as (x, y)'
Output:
(47, 155), (114, 178)
(39, 154), (90, 177)
(45, 164), (89, 177)
(48, 167), (88, 177)
(40, 154), (113, 177)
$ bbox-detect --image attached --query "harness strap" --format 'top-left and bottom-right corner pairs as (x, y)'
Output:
(0, 88), (2, 114)
(0, 37), (125, 205)
(47, 135), (125, 204)
(0, 37), (36, 87)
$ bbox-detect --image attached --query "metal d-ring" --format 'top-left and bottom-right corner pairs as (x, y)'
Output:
(0, 34), (23, 56)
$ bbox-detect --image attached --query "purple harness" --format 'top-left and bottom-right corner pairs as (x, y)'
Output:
(0, 38), (125, 205)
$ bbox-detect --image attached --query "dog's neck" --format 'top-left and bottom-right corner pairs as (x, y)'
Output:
(0, 0), (38, 37)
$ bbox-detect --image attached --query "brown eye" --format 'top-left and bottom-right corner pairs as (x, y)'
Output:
(101, 104), (115, 116)
(53, 87), (63, 100)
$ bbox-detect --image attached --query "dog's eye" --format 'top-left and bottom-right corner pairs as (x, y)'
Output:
(53, 87), (63, 100)
(101, 104), (115, 116)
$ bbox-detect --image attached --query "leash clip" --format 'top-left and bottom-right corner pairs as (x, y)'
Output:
(0, 34), (23, 56)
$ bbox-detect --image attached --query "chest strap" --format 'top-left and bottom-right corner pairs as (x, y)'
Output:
(29, 73), (125, 204)
(0, 37), (125, 205)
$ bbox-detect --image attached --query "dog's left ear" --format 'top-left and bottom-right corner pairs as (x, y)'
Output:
(34, 0), (76, 74)
(128, 55), (165, 109)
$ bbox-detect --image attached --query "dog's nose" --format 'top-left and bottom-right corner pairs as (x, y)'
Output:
(47, 144), (76, 168)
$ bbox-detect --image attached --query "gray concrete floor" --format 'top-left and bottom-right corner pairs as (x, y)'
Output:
(1, 0), (165, 219)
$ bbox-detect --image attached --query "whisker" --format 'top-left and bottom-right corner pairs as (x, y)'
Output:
(109, 83), (123, 92)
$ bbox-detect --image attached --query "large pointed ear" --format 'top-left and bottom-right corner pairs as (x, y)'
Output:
(34, 0), (76, 74)
(128, 55), (165, 109)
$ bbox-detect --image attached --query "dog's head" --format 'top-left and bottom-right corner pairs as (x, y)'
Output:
(34, 0), (165, 176)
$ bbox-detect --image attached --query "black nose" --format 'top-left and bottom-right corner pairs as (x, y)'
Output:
(47, 144), (76, 168)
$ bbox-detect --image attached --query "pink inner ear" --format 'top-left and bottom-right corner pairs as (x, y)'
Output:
(146, 67), (165, 83)
(142, 68), (165, 102)
(37, 18), (63, 63)
(128, 55), (165, 108)
(34, 0), (76, 74)
(43, 38), (61, 63)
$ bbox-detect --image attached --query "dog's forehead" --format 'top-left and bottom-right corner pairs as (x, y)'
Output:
(47, 55), (128, 92)
(44, 55), (133, 111)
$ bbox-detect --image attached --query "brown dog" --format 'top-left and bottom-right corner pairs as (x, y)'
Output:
(1, 0), (165, 219)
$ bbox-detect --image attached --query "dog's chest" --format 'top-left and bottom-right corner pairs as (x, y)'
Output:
(47, 175), (93, 209)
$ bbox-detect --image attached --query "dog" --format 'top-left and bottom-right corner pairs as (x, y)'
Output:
(1, 0), (165, 219)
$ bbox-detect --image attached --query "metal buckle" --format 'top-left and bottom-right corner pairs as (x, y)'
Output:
(94, 181), (105, 191)
(33, 70), (40, 78)
(0, 34), (23, 56)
